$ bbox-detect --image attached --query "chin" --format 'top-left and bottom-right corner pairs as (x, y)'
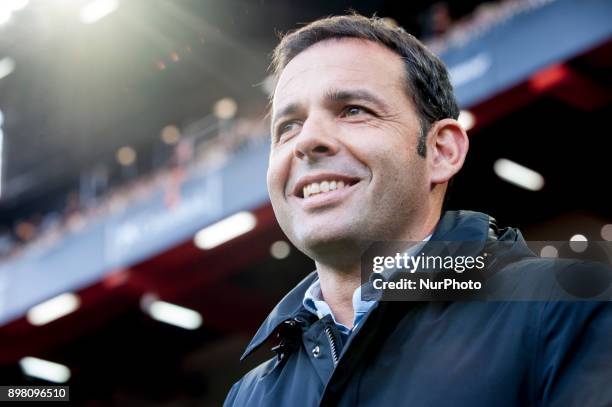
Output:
(295, 227), (367, 258)
(298, 224), (350, 243)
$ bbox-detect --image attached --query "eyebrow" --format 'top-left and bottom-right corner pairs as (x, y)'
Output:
(272, 88), (390, 127)
(271, 103), (302, 129)
(324, 88), (390, 112)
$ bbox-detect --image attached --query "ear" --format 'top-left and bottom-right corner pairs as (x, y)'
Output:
(427, 118), (469, 186)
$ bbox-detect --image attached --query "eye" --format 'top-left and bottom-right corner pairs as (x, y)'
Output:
(280, 121), (298, 134)
(275, 120), (301, 143)
(342, 105), (369, 117)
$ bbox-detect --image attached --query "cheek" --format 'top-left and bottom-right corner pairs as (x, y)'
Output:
(341, 121), (416, 160)
(267, 149), (292, 201)
(358, 135), (426, 196)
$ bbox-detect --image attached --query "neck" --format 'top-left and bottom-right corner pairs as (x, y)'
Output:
(314, 261), (362, 328)
(312, 208), (441, 328)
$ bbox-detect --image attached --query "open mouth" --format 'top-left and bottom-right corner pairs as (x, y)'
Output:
(297, 178), (360, 199)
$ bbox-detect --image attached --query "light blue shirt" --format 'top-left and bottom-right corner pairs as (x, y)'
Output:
(302, 235), (432, 336)
(302, 278), (375, 336)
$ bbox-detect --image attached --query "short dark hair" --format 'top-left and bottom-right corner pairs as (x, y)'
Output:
(270, 13), (460, 157)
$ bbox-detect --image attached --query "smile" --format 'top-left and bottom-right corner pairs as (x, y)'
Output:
(303, 180), (349, 198)
(293, 178), (362, 210)
(291, 174), (362, 211)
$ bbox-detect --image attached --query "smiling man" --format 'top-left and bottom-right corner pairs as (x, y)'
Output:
(265, 32), (466, 328)
(224, 14), (612, 407)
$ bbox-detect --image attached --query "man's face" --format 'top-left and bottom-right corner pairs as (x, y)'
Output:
(267, 39), (430, 256)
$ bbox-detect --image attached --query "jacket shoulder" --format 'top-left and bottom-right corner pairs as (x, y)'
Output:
(223, 357), (279, 407)
(491, 250), (612, 301)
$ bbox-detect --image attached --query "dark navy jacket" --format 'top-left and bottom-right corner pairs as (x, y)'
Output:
(225, 211), (612, 406)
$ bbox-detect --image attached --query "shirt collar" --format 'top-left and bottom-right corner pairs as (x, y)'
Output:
(302, 234), (432, 333)
(303, 279), (375, 335)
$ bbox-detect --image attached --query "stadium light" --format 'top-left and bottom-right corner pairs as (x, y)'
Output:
(145, 300), (202, 330)
(0, 128), (3, 199)
(0, 8), (11, 25)
(19, 357), (71, 383)
(458, 110), (475, 131)
(116, 146), (136, 166)
(602, 224), (612, 241)
(540, 245), (558, 258)
(6, 0), (29, 12)
(194, 211), (256, 249)
(161, 125), (180, 145)
(213, 98), (238, 120)
(569, 234), (588, 253)
(26, 292), (80, 326)
(80, 0), (119, 24)
(270, 240), (291, 259)
(493, 158), (544, 191)
(0, 57), (16, 80)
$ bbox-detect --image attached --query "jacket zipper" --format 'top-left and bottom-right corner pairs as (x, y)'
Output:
(324, 326), (339, 366)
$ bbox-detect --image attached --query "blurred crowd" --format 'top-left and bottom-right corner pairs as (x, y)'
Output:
(425, 0), (555, 53)
(0, 115), (269, 261)
(0, 0), (547, 262)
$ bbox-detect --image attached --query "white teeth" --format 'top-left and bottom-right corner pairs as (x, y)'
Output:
(302, 179), (351, 198)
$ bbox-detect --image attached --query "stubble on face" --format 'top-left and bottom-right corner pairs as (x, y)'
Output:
(267, 39), (430, 265)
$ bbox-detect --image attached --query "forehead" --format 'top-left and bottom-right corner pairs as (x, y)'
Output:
(272, 38), (407, 112)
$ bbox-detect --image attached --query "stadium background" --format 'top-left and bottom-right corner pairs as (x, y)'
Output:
(0, 0), (610, 405)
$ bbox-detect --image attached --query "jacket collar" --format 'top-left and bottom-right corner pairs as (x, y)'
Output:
(430, 210), (493, 242)
(240, 271), (318, 360)
(240, 210), (497, 360)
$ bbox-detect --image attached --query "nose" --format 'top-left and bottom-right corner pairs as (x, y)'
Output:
(293, 117), (339, 161)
